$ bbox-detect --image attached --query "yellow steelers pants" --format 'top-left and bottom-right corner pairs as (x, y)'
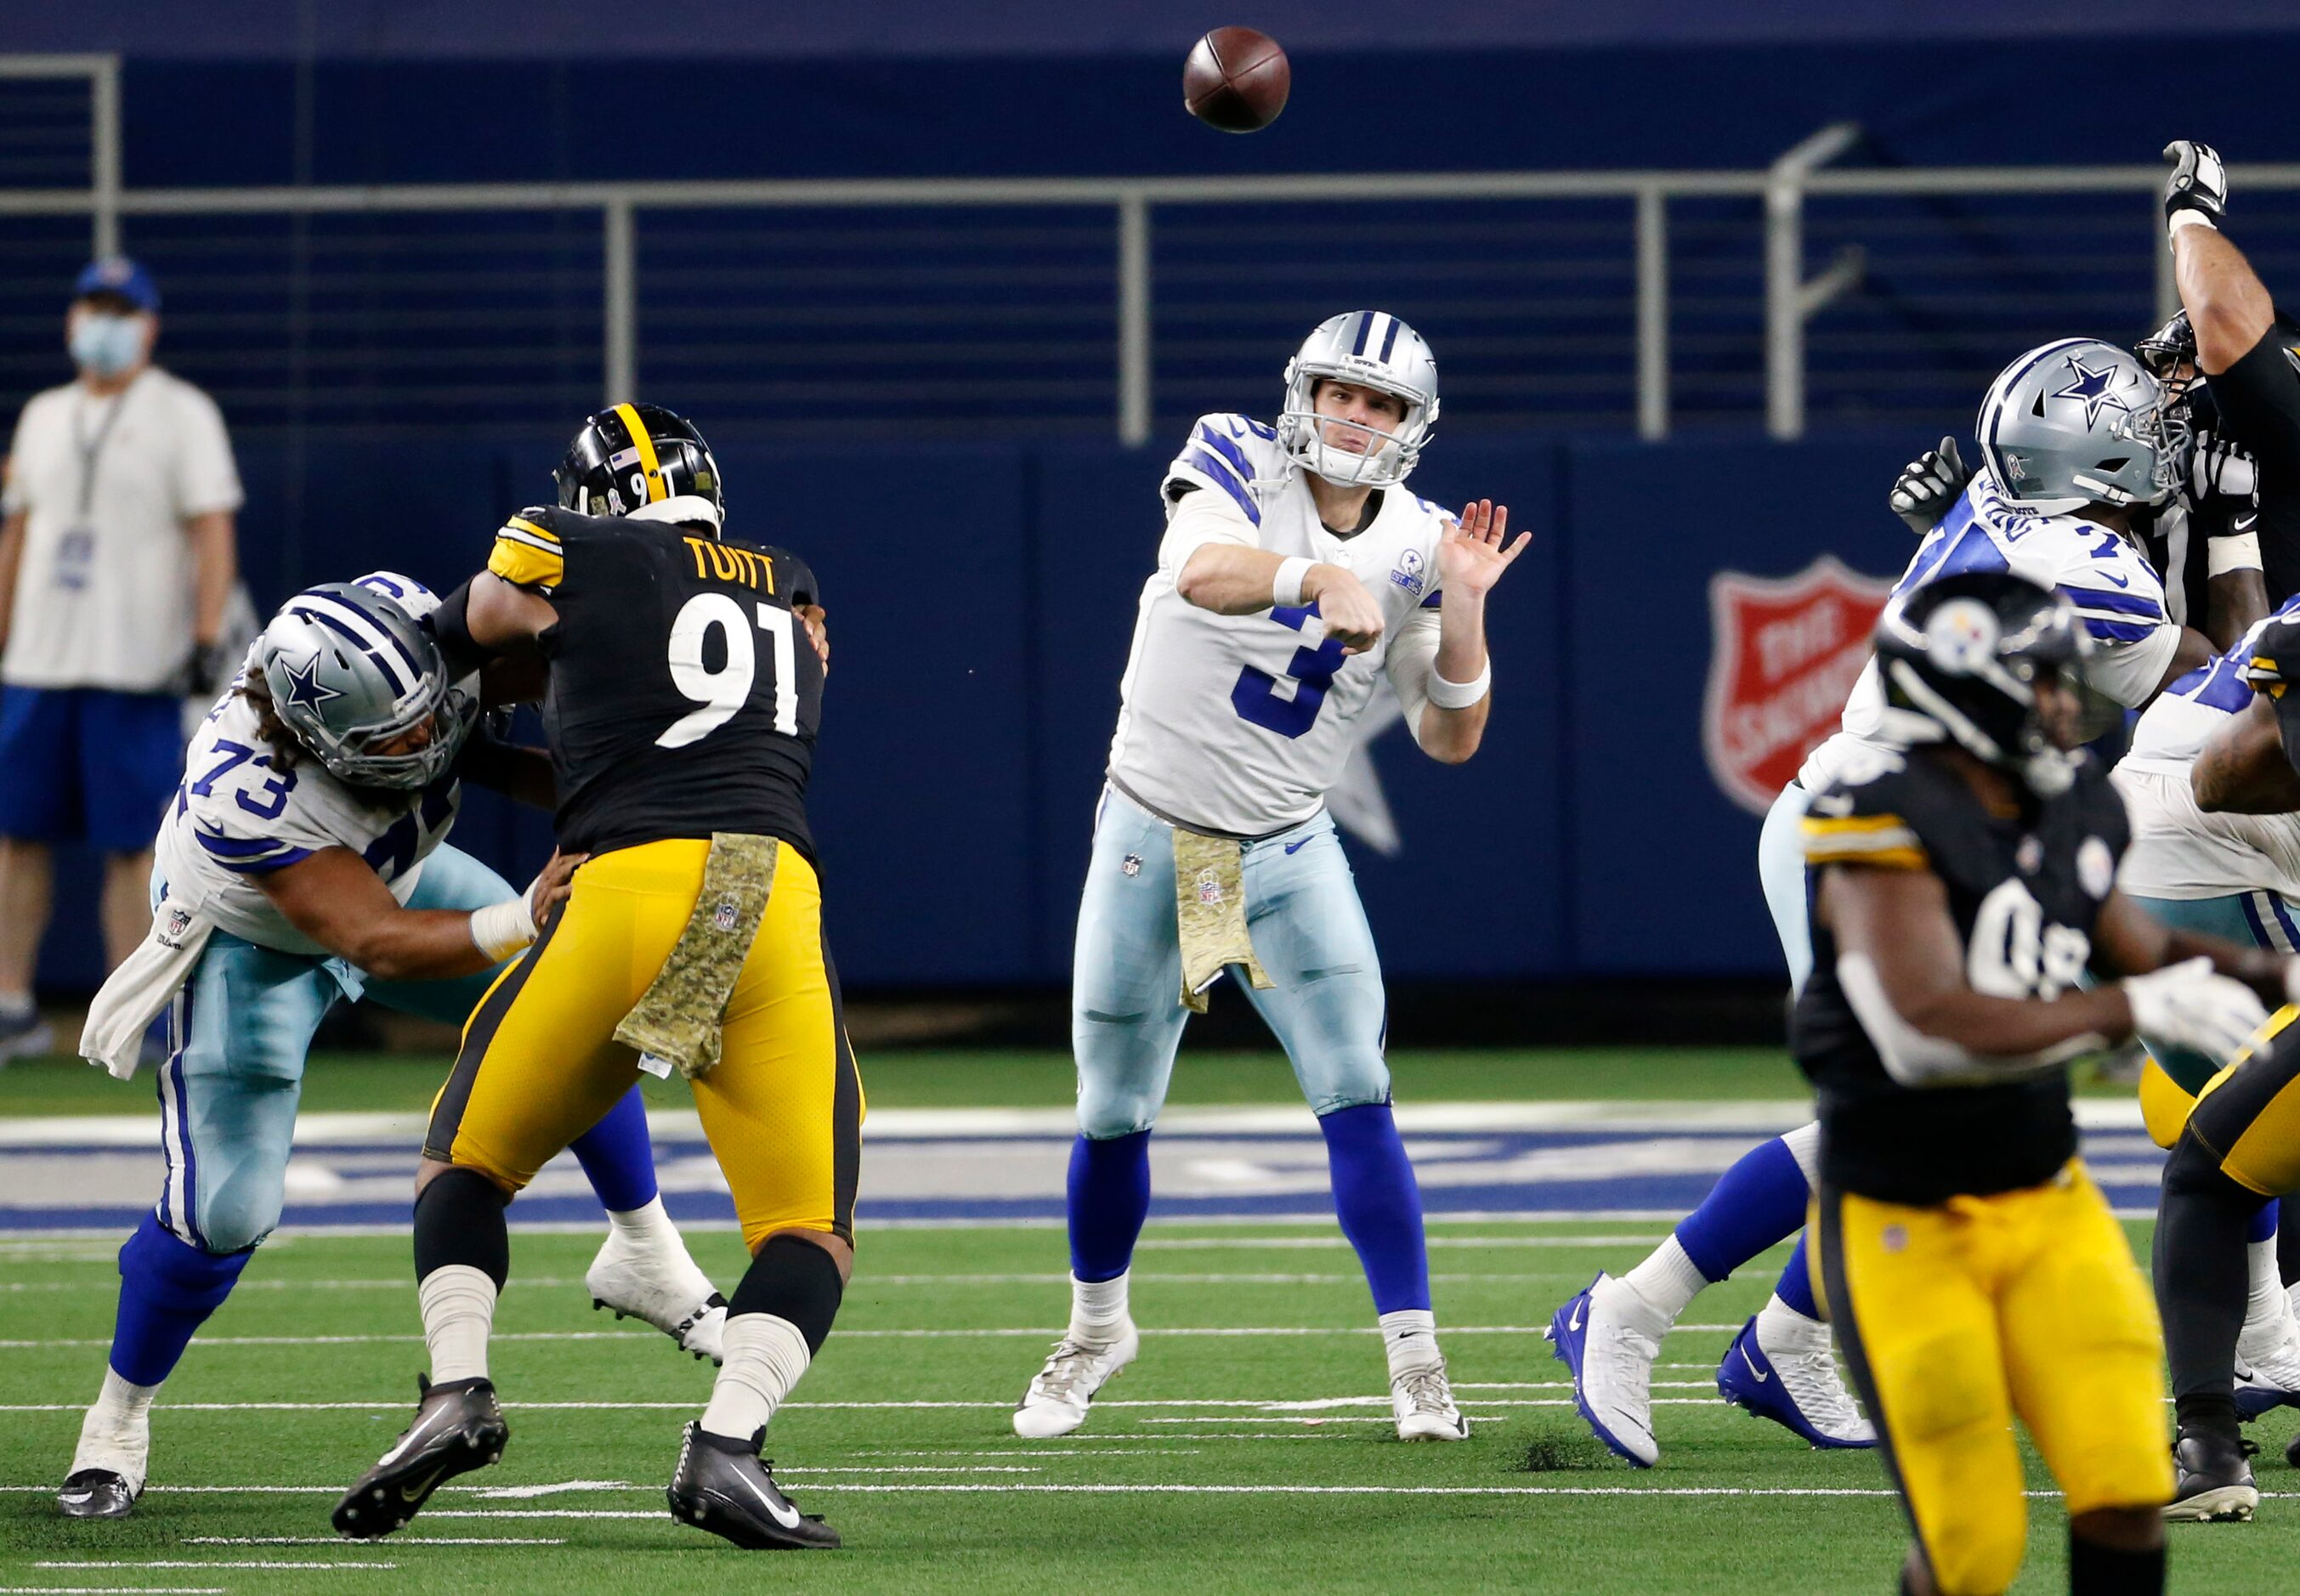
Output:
(1813, 1162), (2170, 1596)
(2183, 1005), (2300, 1195)
(424, 838), (864, 1248)
(2142, 1006), (2300, 1152)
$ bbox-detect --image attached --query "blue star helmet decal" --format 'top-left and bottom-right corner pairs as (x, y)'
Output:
(281, 650), (344, 710)
(2050, 354), (2133, 428)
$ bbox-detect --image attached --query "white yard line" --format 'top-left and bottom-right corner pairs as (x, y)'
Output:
(0, 1395), (1715, 1413)
(184, 1537), (563, 1547)
(0, 1588), (229, 1594)
(37, 1563), (390, 1571)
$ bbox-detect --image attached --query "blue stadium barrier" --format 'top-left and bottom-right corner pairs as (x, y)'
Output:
(34, 430), (1929, 993)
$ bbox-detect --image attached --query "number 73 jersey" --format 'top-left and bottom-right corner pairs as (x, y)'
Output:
(1105, 413), (1454, 836)
(486, 506), (824, 861)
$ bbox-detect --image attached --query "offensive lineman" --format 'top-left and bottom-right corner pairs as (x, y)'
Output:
(334, 405), (857, 1552)
(1799, 571), (2290, 1596)
(1552, 337), (2216, 1467)
(1010, 311), (1527, 1443)
(57, 574), (722, 1520)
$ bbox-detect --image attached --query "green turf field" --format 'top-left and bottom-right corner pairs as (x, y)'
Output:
(0, 1050), (2289, 1593)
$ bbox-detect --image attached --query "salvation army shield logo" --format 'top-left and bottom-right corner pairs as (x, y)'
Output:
(1702, 556), (1894, 814)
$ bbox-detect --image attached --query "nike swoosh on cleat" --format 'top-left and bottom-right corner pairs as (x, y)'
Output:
(734, 1469), (802, 1529)
(1741, 1346), (1769, 1384)
(1567, 1304), (1583, 1333)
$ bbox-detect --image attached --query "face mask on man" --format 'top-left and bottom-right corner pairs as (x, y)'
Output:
(69, 313), (145, 379)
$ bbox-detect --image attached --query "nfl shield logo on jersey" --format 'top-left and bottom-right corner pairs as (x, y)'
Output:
(1702, 556), (1893, 814)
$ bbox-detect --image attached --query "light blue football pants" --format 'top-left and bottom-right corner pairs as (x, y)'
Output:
(150, 844), (515, 1253)
(1072, 786), (1390, 1138)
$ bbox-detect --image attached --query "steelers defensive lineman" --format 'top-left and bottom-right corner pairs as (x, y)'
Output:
(1795, 570), (2297, 1596)
(331, 404), (857, 1551)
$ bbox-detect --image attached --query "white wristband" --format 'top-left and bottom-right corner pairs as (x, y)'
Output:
(1426, 659), (1492, 710)
(2170, 208), (2219, 239)
(469, 896), (538, 963)
(2209, 532), (2264, 576)
(1272, 557), (1316, 609)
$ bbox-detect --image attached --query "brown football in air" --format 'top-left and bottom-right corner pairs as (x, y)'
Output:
(1183, 27), (1290, 133)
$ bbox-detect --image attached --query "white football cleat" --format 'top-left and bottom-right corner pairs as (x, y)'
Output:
(1717, 1313), (1875, 1449)
(59, 1399), (149, 1519)
(1012, 1325), (1140, 1439)
(2234, 1333), (2300, 1420)
(1547, 1272), (1663, 1467)
(586, 1227), (726, 1365)
(1391, 1359), (1469, 1441)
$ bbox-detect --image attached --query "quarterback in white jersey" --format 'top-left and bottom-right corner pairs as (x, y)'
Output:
(1015, 311), (1527, 1446)
(56, 574), (723, 1524)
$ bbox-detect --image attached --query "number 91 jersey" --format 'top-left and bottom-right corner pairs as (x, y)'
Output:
(1105, 413), (1452, 836)
(1792, 745), (2130, 1205)
(485, 506), (824, 860)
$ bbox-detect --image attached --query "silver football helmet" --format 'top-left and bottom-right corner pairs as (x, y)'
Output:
(255, 581), (468, 790)
(1975, 337), (2182, 513)
(1276, 310), (1439, 487)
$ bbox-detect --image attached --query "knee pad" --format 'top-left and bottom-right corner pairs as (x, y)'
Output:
(120, 1210), (252, 1314)
(412, 1167), (512, 1289)
(191, 1180), (286, 1255)
(1923, 1519), (2028, 1596)
(730, 1233), (846, 1354)
(1306, 1051), (1391, 1115)
(2161, 1129), (2252, 1206)
(1074, 1033), (1166, 1139)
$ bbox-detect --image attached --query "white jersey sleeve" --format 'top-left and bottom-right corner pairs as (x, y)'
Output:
(1382, 604), (1444, 744)
(1106, 426), (1453, 835)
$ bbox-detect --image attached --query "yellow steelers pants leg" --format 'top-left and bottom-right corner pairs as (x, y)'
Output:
(423, 838), (864, 1248)
(1814, 1163), (2171, 1596)
(2186, 1005), (2300, 1196)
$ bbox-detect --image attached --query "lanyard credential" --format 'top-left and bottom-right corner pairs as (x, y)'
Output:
(71, 376), (136, 522)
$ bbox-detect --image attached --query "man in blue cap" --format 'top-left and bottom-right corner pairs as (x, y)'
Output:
(0, 257), (241, 1057)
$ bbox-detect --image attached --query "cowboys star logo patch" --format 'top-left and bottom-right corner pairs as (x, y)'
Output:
(1702, 556), (1895, 815)
(2050, 354), (2135, 428)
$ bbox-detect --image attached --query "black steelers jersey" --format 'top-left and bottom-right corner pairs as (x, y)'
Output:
(485, 506), (824, 860)
(2202, 330), (2300, 604)
(1793, 746), (2130, 1206)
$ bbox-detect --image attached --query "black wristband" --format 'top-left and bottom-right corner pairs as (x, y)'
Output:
(428, 579), (491, 679)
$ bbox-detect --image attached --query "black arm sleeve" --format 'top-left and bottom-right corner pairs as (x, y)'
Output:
(2204, 330), (2300, 603)
(427, 579), (496, 679)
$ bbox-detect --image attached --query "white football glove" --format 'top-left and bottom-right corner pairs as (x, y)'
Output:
(1889, 437), (1970, 536)
(2164, 140), (2229, 229)
(2126, 956), (2269, 1065)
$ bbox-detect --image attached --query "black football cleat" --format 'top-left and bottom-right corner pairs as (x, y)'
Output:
(331, 1375), (508, 1540)
(666, 1422), (839, 1549)
(2164, 1429), (2259, 1522)
(56, 1468), (139, 1520)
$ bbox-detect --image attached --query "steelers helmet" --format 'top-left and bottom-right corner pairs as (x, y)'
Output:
(555, 402), (724, 534)
(1872, 570), (2101, 798)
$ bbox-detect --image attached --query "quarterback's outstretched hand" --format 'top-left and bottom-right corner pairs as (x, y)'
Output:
(1436, 500), (1529, 600)
(1889, 438), (1969, 535)
(2164, 140), (2229, 229)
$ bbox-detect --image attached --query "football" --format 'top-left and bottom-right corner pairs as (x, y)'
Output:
(1182, 26), (1289, 133)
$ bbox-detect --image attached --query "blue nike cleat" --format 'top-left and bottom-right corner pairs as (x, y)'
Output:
(1716, 1315), (1875, 1450)
(1545, 1271), (1662, 1467)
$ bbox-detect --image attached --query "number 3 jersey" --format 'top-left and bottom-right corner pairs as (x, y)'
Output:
(484, 505), (824, 860)
(153, 675), (466, 959)
(1792, 747), (2130, 1205)
(1105, 413), (1453, 837)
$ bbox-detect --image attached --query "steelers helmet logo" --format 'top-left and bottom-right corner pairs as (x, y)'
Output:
(1923, 597), (2000, 675)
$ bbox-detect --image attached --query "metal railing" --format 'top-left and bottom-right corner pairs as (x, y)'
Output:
(10, 56), (2300, 443)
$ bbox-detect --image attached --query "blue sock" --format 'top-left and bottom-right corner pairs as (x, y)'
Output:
(1674, 1135), (1812, 1283)
(1318, 1102), (1430, 1315)
(2247, 1197), (2280, 1245)
(1068, 1130), (1151, 1282)
(1772, 1232), (1821, 1318)
(110, 1212), (253, 1387)
(569, 1086), (659, 1214)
